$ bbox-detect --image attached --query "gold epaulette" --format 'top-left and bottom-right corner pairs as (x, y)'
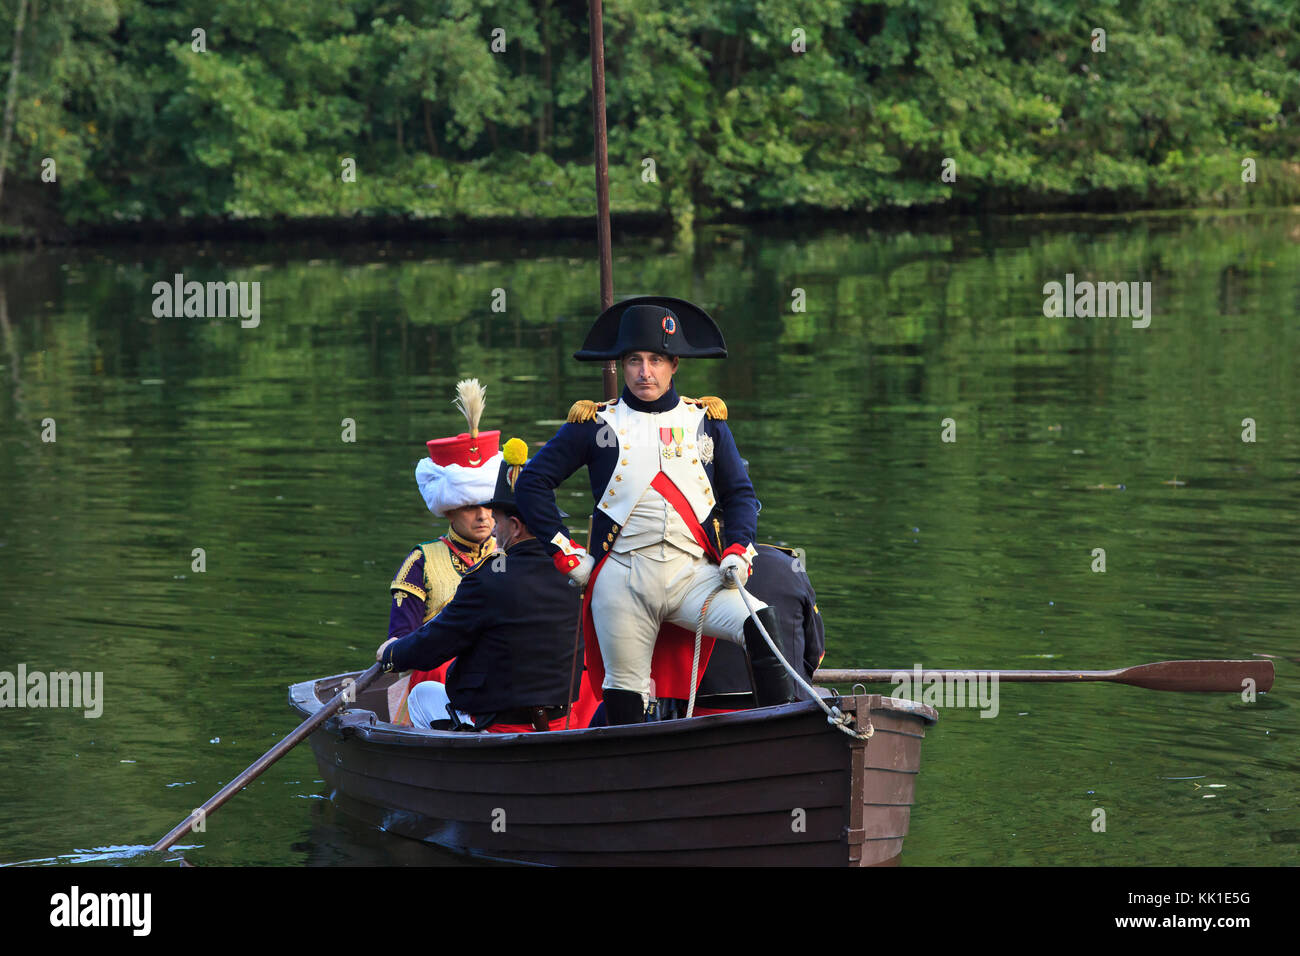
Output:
(685, 395), (727, 420)
(566, 399), (611, 423)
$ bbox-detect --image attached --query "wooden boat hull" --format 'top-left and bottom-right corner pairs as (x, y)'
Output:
(289, 671), (937, 866)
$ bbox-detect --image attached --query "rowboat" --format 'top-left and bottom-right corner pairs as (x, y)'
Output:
(288, 670), (938, 866)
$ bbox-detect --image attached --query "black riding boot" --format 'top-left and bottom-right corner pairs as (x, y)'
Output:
(603, 688), (647, 725)
(744, 606), (797, 706)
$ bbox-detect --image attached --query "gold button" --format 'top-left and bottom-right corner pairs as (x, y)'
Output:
(615, 475), (622, 481)
(606, 533), (614, 540)
(688, 444), (694, 449)
(692, 458), (698, 464)
(620, 430), (626, 435)
(621, 459), (628, 465)
(603, 542), (609, 551)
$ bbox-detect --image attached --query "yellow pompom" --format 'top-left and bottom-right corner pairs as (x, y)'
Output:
(503, 437), (529, 466)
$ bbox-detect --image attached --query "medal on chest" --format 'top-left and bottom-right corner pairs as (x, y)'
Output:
(659, 426), (684, 459)
(599, 400), (712, 523)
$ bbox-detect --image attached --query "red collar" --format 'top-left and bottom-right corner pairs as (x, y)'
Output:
(441, 533), (489, 566)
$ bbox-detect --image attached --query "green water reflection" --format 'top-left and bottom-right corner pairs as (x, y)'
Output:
(0, 209), (1296, 866)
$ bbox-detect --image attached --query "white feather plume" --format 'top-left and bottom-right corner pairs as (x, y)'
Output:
(453, 378), (487, 437)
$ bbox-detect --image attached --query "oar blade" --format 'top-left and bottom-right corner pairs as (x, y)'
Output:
(1119, 659), (1274, 693)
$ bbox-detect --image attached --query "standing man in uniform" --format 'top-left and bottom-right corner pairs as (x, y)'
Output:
(514, 296), (798, 725)
(385, 380), (500, 725)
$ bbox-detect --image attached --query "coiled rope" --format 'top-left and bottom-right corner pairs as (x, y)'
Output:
(687, 584), (724, 719)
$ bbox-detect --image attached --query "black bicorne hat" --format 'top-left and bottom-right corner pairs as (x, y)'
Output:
(573, 296), (728, 361)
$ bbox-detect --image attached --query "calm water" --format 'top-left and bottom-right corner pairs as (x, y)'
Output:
(0, 210), (1296, 866)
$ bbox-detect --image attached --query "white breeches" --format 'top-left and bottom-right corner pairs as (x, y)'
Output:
(589, 547), (766, 704)
(406, 680), (471, 729)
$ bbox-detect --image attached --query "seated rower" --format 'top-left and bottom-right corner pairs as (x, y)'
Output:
(376, 437), (584, 733)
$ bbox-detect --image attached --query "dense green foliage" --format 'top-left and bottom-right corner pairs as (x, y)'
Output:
(3, 0), (1299, 233)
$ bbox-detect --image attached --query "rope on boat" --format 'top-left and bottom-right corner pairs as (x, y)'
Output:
(688, 585), (724, 719)
(729, 574), (873, 740)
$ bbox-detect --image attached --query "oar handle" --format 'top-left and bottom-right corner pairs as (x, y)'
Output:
(150, 663), (384, 854)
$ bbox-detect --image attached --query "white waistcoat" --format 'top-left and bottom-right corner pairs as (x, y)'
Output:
(594, 399), (715, 525)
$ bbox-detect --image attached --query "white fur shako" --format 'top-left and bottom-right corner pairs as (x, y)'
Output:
(594, 398), (714, 524)
(415, 453), (504, 517)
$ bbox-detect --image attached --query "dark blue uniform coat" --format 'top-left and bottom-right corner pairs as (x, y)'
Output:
(513, 382), (758, 563)
(382, 537), (582, 715)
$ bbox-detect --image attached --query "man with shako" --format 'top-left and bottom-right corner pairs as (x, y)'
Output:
(513, 296), (797, 725)
(376, 437), (584, 733)
(385, 379), (500, 725)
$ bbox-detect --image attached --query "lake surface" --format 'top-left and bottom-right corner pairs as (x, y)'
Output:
(0, 209), (1296, 866)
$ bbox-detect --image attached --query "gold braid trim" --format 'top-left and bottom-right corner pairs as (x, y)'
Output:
(390, 549), (427, 602)
(391, 581), (427, 602)
(684, 395), (727, 420)
(566, 399), (609, 423)
(419, 541), (462, 622)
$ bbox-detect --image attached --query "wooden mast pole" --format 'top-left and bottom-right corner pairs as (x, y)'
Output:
(588, 0), (618, 403)
(565, 0), (616, 729)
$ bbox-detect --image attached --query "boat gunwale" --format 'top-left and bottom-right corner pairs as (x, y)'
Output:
(288, 670), (938, 750)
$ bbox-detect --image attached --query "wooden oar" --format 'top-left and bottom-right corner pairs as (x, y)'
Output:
(814, 660), (1274, 694)
(150, 663), (384, 854)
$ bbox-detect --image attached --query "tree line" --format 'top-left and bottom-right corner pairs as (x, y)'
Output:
(2, 0), (1298, 238)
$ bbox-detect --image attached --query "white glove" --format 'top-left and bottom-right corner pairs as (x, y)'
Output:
(719, 553), (749, 589)
(568, 551), (597, 589)
(552, 533), (596, 588)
